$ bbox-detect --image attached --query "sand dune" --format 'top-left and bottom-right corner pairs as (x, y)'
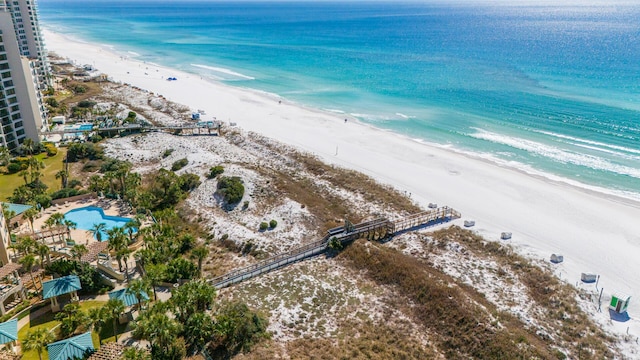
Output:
(44, 29), (640, 342)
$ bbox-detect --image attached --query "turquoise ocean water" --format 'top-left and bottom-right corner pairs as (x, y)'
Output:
(38, 1), (640, 200)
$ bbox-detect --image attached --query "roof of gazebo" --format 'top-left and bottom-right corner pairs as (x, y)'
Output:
(0, 263), (21, 280)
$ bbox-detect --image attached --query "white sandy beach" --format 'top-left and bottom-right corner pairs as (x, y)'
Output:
(45, 29), (640, 341)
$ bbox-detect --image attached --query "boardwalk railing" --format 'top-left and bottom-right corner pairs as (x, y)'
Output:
(209, 206), (460, 289)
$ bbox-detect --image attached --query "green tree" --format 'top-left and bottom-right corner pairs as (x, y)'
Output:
(216, 176), (245, 205)
(23, 207), (39, 236)
(207, 165), (224, 179)
(19, 254), (39, 289)
(22, 328), (55, 360)
(214, 302), (269, 355)
(133, 305), (182, 358)
(127, 278), (151, 311)
(183, 312), (215, 354)
(55, 169), (69, 189)
(164, 257), (197, 283)
(55, 303), (88, 337)
(124, 218), (140, 244)
(145, 263), (166, 301)
(107, 226), (128, 272)
(170, 279), (216, 323)
(122, 348), (151, 360)
(190, 245), (209, 278)
(70, 244), (88, 261)
(36, 243), (50, 268)
(104, 298), (126, 342)
(87, 306), (108, 345)
(88, 222), (107, 242)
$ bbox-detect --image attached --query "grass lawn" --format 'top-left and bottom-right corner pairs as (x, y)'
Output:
(18, 300), (105, 360)
(0, 148), (67, 201)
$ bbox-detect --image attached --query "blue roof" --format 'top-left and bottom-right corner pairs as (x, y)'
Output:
(1, 202), (33, 217)
(47, 332), (94, 360)
(0, 319), (17, 344)
(108, 288), (149, 307)
(42, 275), (82, 299)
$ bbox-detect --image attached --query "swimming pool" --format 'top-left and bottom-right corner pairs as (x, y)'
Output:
(64, 206), (132, 241)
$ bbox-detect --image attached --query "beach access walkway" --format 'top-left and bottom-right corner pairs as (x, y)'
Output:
(210, 206), (461, 289)
(43, 124), (219, 137)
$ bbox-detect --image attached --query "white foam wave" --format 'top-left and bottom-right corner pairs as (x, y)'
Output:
(190, 64), (254, 80)
(324, 109), (345, 114)
(445, 146), (640, 203)
(535, 130), (640, 156)
(470, 129), (640, 179)
(395, 112), (411, 119)
(127, 51), (141, 57)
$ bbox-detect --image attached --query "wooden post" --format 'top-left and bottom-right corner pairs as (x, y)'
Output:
(598, 287), (603, 312)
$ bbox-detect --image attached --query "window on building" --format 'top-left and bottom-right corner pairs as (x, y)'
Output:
(1, 72), (10, 79)
(2, 80), (12, 88)
(16, 129), (24, 136)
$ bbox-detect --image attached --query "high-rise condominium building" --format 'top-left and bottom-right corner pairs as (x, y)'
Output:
(0, 11), (45, 150)
(1, 0), (51, 90)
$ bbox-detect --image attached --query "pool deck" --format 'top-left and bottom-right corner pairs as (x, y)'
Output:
(26, 197), (137, 246)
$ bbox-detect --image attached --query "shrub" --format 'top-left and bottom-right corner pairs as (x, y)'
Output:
(46, 259), (111, 295)
(77, 100), (96, 108)
(164, 257), (198, 283)
(45, 145), (58, 157)
(6, 163), (21, 174)
(179, 173), (201, 192)
(212, 302), (269, 355)
(269, 219), (277, 229)
(207, 165), (224, 179)
(216, 176), (244, 205)
(45, 97), (59, 107)
(50, 188), (85, 200)
(171, 158), (188, 171)
(162, 149), (174, 158)
(259, 222), (268, 231)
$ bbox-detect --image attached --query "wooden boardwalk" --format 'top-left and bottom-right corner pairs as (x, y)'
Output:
(209, 206), (460, 289)
(43, 124), (219, 137)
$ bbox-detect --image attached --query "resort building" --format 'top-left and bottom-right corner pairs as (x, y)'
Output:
(0, 0), (51, 90)
(0, 205), (8, 266)
(0, 11), (45, 150)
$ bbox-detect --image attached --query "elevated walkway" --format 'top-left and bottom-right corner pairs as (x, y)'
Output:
(210, 206), (460, 289)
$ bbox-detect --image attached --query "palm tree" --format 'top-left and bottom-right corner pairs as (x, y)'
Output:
(20, 138), (34, 156)
(104, 298), (126, 342)
(87, 307), (108, 345)
(145, 264), (166, 301)
(23, 207), (39, 237)
(117, 246), (132, 282)
(127, 278), (151, 312)
(88, 222), (107, 242)
(133, 308), (181, 354)
(18, 169), (29, 185)
(70, 244), (88, 261)
(190, 245), (209, 278)
(107, 226), (127, 271)
(49, 212), (66, 243)
(22, 328), (54, 360)
(63, 220), (76, 241)
(55, 169), (69, 188)
(36, 243), (50, 267)
(19, 254), (38, 289)
(183, 312), (215, 354)
(124, 219), (140, 244)
(122, 348), (150, 360)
